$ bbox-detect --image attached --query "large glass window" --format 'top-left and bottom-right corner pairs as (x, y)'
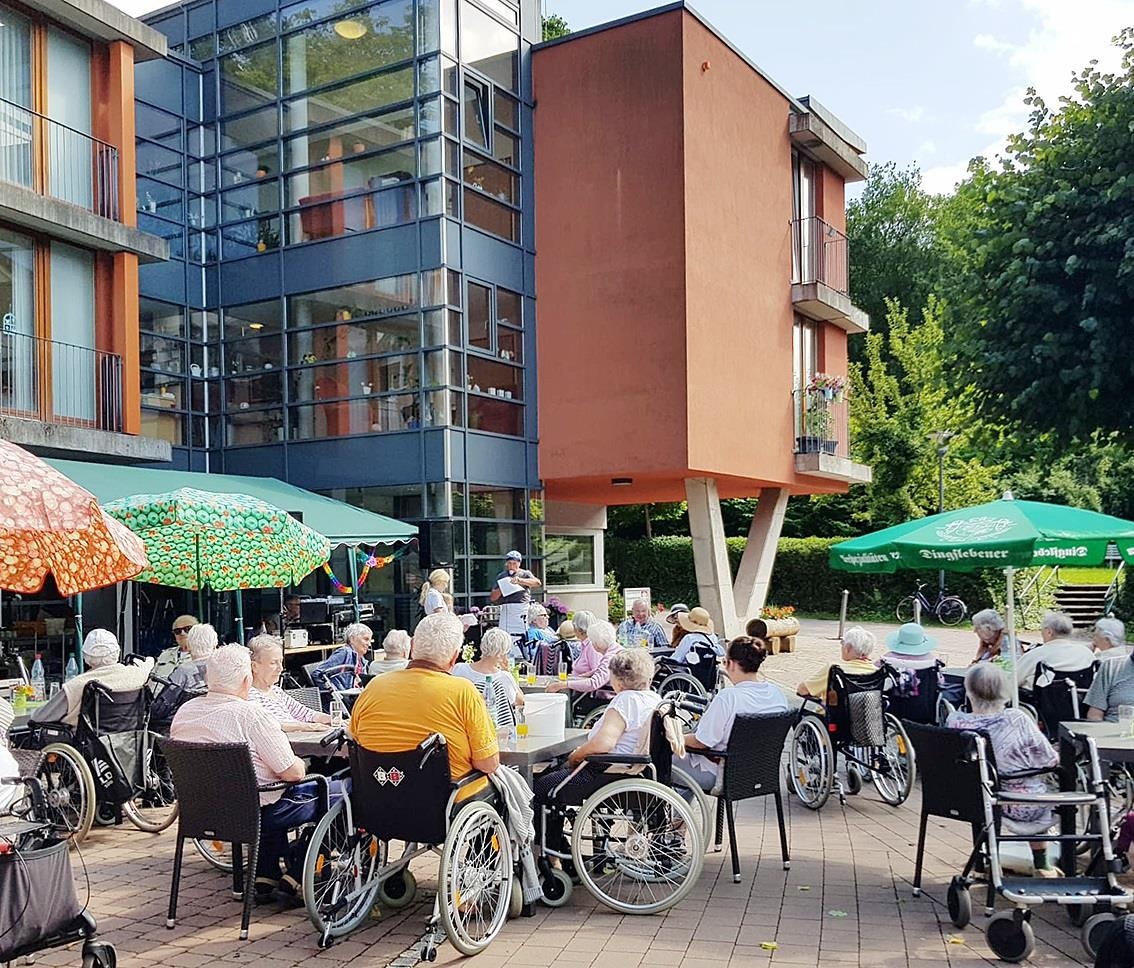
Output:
(461, 2), (517, 91)
(220, 105), (279, 153)
(283, 103), (415, 171)
(289, 394), (418, 438)
(545, 534), (597, 587)
(0, 5), (33, 109)
(282, 66), (414, 132)
(46, 28), (92, 209)
(0, 227), (36, 413)
(281, 0), (370, 33)
(223, 299), (285, 338)
(49, 242), (95, 421)
(288, 276), (419, 331)
(219, 40), (279, 116)
(463, 189), (518, 242)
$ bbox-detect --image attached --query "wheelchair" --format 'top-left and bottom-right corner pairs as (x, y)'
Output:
(534, 700), (706, 915)
(789, 666), (916, 809)
(653, 639), (722, 701)
(302, 730), (513, 959)
(10, 680), (178, 842)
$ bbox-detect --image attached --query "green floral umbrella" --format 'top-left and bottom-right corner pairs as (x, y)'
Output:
(103, 487), (331, 591)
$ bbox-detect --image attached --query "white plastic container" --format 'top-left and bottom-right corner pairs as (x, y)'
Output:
(524, 692), (567, 738)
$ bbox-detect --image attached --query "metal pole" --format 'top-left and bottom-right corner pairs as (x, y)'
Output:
(235, 590), (245, 646)
(74, 592), (84, 673)
(938, 444), (947, 601)
(348, 546), (360, 623)
(837, 589), (849, 640)
(913, 597), (922, 625)
(1007, 566), (1019, 708)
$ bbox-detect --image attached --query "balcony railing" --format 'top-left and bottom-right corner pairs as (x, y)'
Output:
(0, 97), (121, 221)
(792, 387), (849, 460)
(792, 215), (848, 295)
(0, 329), (124, 433)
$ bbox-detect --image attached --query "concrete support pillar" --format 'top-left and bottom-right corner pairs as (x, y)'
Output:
(733, 487), (789, 621)
(685, 477), (740, 639)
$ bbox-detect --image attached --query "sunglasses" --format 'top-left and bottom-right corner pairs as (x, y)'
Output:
(173, 627), (193, 634)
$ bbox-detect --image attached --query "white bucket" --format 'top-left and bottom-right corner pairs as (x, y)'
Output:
(524, 692), (567, 738)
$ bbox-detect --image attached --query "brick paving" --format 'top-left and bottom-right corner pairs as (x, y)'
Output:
(26, 619), (1098, 968)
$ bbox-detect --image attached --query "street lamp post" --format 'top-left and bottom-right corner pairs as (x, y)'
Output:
(929, 430), (955, 601)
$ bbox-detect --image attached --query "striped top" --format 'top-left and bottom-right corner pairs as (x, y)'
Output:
(248, 684), (323, 724)
(452, 664), (518, 728)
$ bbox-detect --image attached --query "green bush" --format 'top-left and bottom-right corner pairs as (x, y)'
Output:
(605, 536), (1030, 620)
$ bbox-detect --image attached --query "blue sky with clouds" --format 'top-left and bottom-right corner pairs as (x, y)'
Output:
(112, 0), (1133, 194)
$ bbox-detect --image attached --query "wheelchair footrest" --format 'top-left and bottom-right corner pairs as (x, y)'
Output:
(999, 876), (1132, 903)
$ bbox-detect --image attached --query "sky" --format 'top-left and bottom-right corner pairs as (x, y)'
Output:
(110, 0), (1134, 195)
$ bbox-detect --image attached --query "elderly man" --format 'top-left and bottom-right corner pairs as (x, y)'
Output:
(171, 645), (341, 901)
(311, 623), (372, 691)
(616, 598), (670, 650)
(154, 614), (199, 680)
(167, 623), (218, 693)
(351, 612), (498, 799)
(369, 629), (411, 675)
(797, 626), (879, 699)
(1093, 617), (1131, 660)
(1086, 649), (1134, 722)
(31, 629), (154, 728)
(1015, 611), (1095, 691)
(488, 551), (541, 643)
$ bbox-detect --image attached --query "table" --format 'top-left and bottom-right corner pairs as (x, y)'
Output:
(289, 728), (340, 759)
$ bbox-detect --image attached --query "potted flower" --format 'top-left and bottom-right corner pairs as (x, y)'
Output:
(797, 373), (847, 455)
(758, 604), (800, 638)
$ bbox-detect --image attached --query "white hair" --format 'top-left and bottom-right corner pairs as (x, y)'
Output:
(480, 627), (513, 659)
(608, 648), (655, 691)
(1042, 611), (1074, 637)
(588, 619), (616, 650)
(972, 608), (1005, 634)
(411, 612), (464, 664)
(82, 628), (120, 668)
(965, 663), (1007, 713)
(630, 598), (650, 615)
(248, 634), (283, 662)
(381, 629), (411, 659)
(206, 644), (252, 695)
(841, 626), (875, 660)
(527, 603), (547, 620)
(1095, 617), (1126, 649)
(344, 623), (372, 646)
(573, 610), (595, 636)
(186, 623), (219, 659)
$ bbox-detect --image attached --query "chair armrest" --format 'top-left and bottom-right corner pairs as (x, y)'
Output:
(452, 770), (488, 791)
(999, 767), (1060, 781)
(584, 754), (651, 766)
(258, 773), (331, 813)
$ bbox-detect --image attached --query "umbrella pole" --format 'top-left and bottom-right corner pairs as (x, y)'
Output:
(349, 547), (360, 623)
(1006, 566), (1019, 708)
(235, 590), (245, 646)
(74, 592), (84, 673)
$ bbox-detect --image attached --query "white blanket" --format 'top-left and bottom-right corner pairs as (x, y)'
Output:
(488, 765), (542, 904)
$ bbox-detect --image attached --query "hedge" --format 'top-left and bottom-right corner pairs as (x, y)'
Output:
(605, 536), (1024, 619)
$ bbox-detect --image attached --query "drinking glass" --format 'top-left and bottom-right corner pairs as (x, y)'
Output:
(48, 681), (60, 699)
(522, 662), (536, 686)
(558, 660), (568, 682)
(1120, 705), (1134, 737)
(516, 717), (529, 739)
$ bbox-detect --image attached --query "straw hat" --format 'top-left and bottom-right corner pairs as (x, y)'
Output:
(676, 607), (714, 635)
(557, 620), (577, 641)
(885, 622), (937, 656)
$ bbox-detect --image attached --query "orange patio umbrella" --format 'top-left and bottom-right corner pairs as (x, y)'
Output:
(0, 440), (148, 596)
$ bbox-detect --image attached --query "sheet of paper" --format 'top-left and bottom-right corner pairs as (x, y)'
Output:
(497, 576), (523, 596)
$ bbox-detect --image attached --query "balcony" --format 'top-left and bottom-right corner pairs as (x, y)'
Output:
(792, 388), (872, 484)
(791, 216), (869, 335)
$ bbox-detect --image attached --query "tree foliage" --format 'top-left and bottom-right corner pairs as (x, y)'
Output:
(945, 30), (1134, 438)
(542, 14), (570, 41)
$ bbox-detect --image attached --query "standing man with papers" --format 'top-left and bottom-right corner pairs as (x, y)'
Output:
(489, 550), (541, 651)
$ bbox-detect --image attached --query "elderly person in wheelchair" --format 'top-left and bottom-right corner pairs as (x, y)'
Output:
(796, 626), (879, 701)
(546, 618), (622, 725)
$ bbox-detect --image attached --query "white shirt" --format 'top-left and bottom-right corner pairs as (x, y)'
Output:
(689, 680), (789, 779)
(1099, 645), (1134, 661)
(1016, 637), (1096, 689)
(593, 689), (663, 756)
(369, 657), (409, 675)
(423, 587), (446, 614)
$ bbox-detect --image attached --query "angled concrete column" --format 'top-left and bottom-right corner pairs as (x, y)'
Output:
(733, 487), (789, 622)
(685, 477), (740, 639)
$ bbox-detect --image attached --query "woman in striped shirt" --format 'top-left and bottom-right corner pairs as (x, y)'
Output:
(453, 626), (524, 727)
(248, 635), (331, 729)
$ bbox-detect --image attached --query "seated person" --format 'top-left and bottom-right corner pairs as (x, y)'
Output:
(31, 629), (155, 729)
(555, 620), (580, 661)
(535, 649), (660, 855)
(666, 603), (690, 645)
(248, 634), (331, 730)
(617, 598), (670, 650)
(167, 623), (218, 694)
(454, 627), (524, 725)
(518, 603), (559, 662)
(351, 612), (498, 800)
(947, 663), (1061, 877)
(0, 697), (19, 813)
(545, 619), (622, 696)
(154, 615), (198, 680)
(971, 608), (1012, 664)
(797, 626), (879, 700)
(369, 629), (411, 675)
(171, 645), (342, 901)
(878, 622), (941, 671)
(1094, 617), (1132, 661)
(670, 607), (725, 663)
(1015, 611), (1094, 691)
(311, 623), (372, 691)
(1085, 650), (1134, 722)
(678, 636), (789, 792)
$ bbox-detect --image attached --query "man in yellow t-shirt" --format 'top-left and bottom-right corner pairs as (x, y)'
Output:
(797, 626), (880, 700)
(351, 612), (498, 798)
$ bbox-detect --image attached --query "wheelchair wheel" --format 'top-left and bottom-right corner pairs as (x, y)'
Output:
(670, 765), (715, 848)
(873, 715), (915, 807)
(570, 778), (704, 915)
(193, 838), (234, 872)
(656, 672), (707, 700)
(438, 800), (512, 955)
(1082, 912), (1117, 959)
(376, 869), (417, 909)
(123, 742), (179, 833)
(789, 717), (833, 810)
(946, 876), (971, 929)
(38, 743), (96, 845)
(843, 766), (863, 797)
(986, 911), (1034, 963)
(539, 866), (573, 907)
(81, 942), (117, 968)
(508, 875), (523, 919)
(579, 704), (609, 730)
(302, 799), (382, 942)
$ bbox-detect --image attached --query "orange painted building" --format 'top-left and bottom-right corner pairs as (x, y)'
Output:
(533, 3), (871, 632)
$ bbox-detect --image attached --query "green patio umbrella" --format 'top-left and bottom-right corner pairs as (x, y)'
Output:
(830, 495), (1134, 703)
(104, 488), (332, 642)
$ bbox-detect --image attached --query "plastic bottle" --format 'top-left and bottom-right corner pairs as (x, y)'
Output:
(64, 654), (78, 682)
(515, 705), (528, 739)
(330, 695), (346, 728)
(483, 674), (501, 728)
(30, 654), (46, 702)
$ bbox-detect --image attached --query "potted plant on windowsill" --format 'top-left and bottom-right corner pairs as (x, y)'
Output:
(796, 373), (846, 455)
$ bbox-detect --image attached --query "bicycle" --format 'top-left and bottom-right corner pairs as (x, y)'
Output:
(895, 581), (968, 626)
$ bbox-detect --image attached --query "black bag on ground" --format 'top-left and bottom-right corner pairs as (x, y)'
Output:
(74, 730), (134, 806)
(0, 839), (83, 959)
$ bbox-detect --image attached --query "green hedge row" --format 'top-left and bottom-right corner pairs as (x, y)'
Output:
(604, 536), (1018, 618)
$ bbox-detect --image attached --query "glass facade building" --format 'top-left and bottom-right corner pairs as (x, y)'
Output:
(134, 0), (542, 626)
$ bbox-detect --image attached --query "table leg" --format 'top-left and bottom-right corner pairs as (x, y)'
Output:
(1059, 734), (1078, 876)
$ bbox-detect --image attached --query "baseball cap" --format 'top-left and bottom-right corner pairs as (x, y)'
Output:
(504, 550), (523, 562)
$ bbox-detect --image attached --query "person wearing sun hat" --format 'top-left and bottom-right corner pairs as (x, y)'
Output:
(671, 607), (725, 663)
(488, 550), (541, 644)
(879, 622), (942, 672)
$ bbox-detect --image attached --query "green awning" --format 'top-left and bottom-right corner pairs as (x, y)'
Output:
(46, 459), (417, 549)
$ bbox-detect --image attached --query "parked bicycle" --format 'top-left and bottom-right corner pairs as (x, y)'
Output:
(895, 581), (967, 626)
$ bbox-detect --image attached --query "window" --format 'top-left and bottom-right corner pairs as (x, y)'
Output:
(792, 316), (818, 390)
(219, 40), (279, 116)
(0, 227), (36, 413)
(545, 534), (597, 587)
(463, 79), (489, 148)
(463, 189), (518, 242)
(50, 243), (95, 422)
(461, 1), (517, 91)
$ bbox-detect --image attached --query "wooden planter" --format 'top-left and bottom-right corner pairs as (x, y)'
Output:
(746, 616), (800, 654)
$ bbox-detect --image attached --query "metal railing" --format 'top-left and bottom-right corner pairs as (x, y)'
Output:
(792, 388), (849, 459)
(0, 97), (120, 221)
(792, 215), (849, 294)
(0, 329), (123, 432)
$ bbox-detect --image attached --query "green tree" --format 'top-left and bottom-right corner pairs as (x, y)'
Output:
(542, 14), (570, 41)
(945, 30), (1134, 438)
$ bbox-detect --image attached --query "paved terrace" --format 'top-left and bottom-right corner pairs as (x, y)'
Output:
(31, 620), (1097, 968)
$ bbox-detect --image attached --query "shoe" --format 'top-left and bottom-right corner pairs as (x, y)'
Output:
(254, 877), (279, 903)
(1034, 866), (1063, 878)
(276, 874), (303, 908)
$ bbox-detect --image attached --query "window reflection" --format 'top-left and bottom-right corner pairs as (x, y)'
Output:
(289, 394), (418, 438)
(282, 66), (414, 132)
(461, 2), (517, 91)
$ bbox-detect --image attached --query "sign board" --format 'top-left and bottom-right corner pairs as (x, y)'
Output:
(622, 587), (652, 617)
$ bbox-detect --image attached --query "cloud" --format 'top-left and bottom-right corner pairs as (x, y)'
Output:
(887, 105), (927, 123)
(921, 162), (972, 196)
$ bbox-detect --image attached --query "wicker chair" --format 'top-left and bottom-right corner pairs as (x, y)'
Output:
(709, 711), (795, 883)
(284, 687), (323, 714)
(159, 739), (328, 940)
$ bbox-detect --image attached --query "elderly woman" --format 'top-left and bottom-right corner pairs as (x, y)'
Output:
(948, 663), (1060, 876)
(30, 629), (154, 728)
(971, 608), (1012, 664)
(419, 568), (451, 616)
(248, 634), (331, 730)
(1094, 617), (1130, 660)
(546, 619), (621, 696)
(370, 629), (411, 675)
(797, 626), (878, 699)
(534, 649), (661, 854)
(454, 627), (524, 725)
(166, 623), (218, 694)
(311, 623), (372, 691)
